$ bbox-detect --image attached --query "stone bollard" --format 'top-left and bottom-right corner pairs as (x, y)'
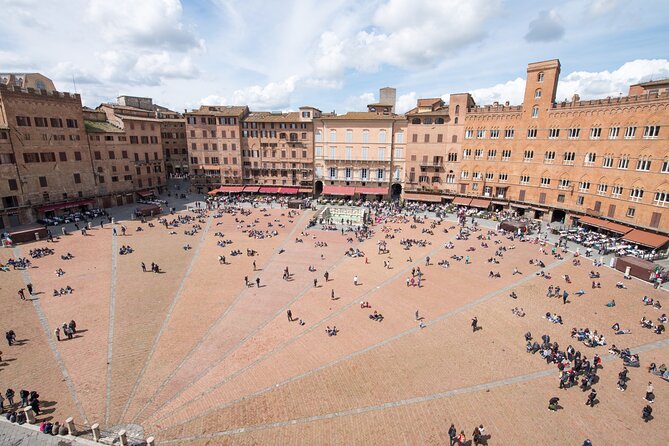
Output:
(118, 429), (128, 446)
(87, 221), (92, 230)
(23, 407), (36, 424)
(146, 436), (156, 446)
(112, 217), (115, 224)
(66, 417), (75, 435)
(35, 232), (40, 241)
(92, 423), (101, 442)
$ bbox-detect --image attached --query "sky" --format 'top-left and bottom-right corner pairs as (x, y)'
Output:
(2, 0), (669, 114)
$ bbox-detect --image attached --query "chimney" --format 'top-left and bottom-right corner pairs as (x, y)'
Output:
(572, 94), (580, 102)
(504, 101), (510, 106)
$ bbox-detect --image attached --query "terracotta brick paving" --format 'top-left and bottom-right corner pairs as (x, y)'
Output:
(3, 209), (668, 445)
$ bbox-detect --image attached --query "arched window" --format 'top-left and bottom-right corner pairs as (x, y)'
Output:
(537, 72), (544, 82)
(454, 117), (459, 124)
(435, 117), (445, 124)
(531, 106), (539, 118)
(535, 89), (542, 99)
(411, 118), (421, 124)
(423, 118), (433, 125)
(455, 105), (460, 114)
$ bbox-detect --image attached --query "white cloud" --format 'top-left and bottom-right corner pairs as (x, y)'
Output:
(344, 92), (376, 112)
(588, 0), (620, 16)
(468, 78), (526, 106)
(525, 10), (565, 42)
(396, 92), (417, 114)
(199, 76), (298, 110)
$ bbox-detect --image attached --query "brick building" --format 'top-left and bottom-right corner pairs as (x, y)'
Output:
(0, 81), (97, 229)
(185, 106), (248, 193)
(240, 107), (317, 190)
(403, 94), (472, 202)
(457, 59), (669, 232)
(313, 89), (406, 200)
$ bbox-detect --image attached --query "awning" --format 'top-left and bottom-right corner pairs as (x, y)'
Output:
(322, 185), (356, 196)
(207, 189), (220, 195)
(622, 229), (669, 249)
(452, 197), (472, 206)
(279, 187), (299, 195)
(355, 187), (387, 195)
(37, 199), (96, 213)
(512, 203), (530, 209)
(219, 186), (244, 193)
(603, 221), (632, 235)
(404, 193), (442, 203)
(137, 190), (155, 198)
(470, 198), (491, 209)
(259, 186), (280, 194)
(243, 186), (260, 193)
(492, 200), (508, 205)
(298, 188), (312, 193)
(578, 216), (632, 234)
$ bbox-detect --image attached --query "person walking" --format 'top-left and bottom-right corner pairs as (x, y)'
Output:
(54, 327), (60, 342)
(5, 389), (15, 407)
(645, 382), (654, 403)
(415, 310), (420, 321)
(314, 278), (318, 288)
(18, 288), (26, 301)
(331, 289), (335, 300)
(353, 275), (358, 286)
(287, 309), (292, 322)
(253, 260), (256, 271)
(324, 271), (329, 282)
(471, 317), (478, 332)
(26, 283), (33, 295)
(448, 424), (457, 446)
(141, 262), (146, 272)
(256, 277), (260, 288)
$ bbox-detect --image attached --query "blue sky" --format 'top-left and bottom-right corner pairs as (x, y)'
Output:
(2, 0), (669, 113)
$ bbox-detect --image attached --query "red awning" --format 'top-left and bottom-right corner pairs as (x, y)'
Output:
(355, 187), (387, 195)
(603, 221), (632, 235)
(322, 185), (356, 196)
(405, 193), (442, 203)
(259, 186), (280, 194)
(622, 229), (669, 249)
(279, 187), (299, 195)
(298, 188), (313, 193)
(37, 199), (96, 213)
(578, 216), (632, 234)
(469, 198), (491, 209)
(218, 186), (244, 193)
(207, 189), (220, 195)
(452, 197), (472, 206)
(243, 186), (260, 193)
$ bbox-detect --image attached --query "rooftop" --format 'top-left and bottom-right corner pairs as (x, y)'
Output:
(84, 119), (124, 133)
(320, 112), (405, 121)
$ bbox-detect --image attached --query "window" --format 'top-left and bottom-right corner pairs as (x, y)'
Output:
(626, 207), (635, 217)
(559, 178), (571, 190)
(39, 176), (47, 187)
(315, 131), (322, 142)
(568, 128), (580, 139)
(23, 153), (39, 163)
(377, 168), (384, 180)
(624, 126), (636, 139)
(636, 156), (652, 171)
(463, 149), (471, 159)
(475, 149), (483, 160)
(535, 89), (542, 99)
(361, 147), (368, 160)
(66, 119), (78, 128)
(504, 128), (514, 139)
(540, 177), (551, 187)
(485, 172), (494, 180)
(394, 148), (402, 159)
(40, 152), (56, 162)
(537, 72), (544, 82)
(557, 194), (565, 203)
(378, 148), (385, 161)
(490, 129), (499, 139)
(473, 171), (481, 180)
(465, 129), (473, 139)
(460, 171), (469, 179)
(74, 151), (82, 161)
(34, 117), (48, 127)
(563, 152), (576, 165)
(345, 147), (352, 160)
(527, 128), (537, 138)
(345, 130), (353, 143)
(329, 130), (336, 142)
(612, 185), (623, 198)
(16, 116), (31, 126)
(579, 181), (590, 192)
(597, 183), (608, 195)
(662, 159), (669, 173)
(548, 128), (560, 139)
(618, 156), (629, 170)
(424, 134), (430, 143)
(520, 175), (530, 185)
(345, 167), (352, 179)
(498, 173), (508, 182)
(501, 150), (511, 161)
(653, 191), (668, 207)
(589, 127), (601, 139)
(329, 167), (336, 179)
(362, 130), (369, 143)
(487, 150), (496, 160)
(602, 155), (613, 168)
(544, 151), (556, 163)
(378, 130), (386, 143)
(396, 132), (404, 143)
(629, 187), (644, 202)
(609, 126), (619, 139)
(524, 150), (534, 161)
(576, 196), (585, 206)
(477, 129), (486, 139)
(584, 152), (596, 166)
(50, 118), (62, 128)
(58, 152), (67, 162)
(361, 168), (368, 180)
(643, 125), (660, 138)
(531, 106), (539, 118)
(108, 151), (115, 160)
(8, 179), (18, 190)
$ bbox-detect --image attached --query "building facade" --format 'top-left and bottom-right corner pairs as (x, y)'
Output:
(185, 106), (248, 193)
(0, 82), (97, 229)
(240, 107), (317, 189)
(458, 59), (669, 231)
